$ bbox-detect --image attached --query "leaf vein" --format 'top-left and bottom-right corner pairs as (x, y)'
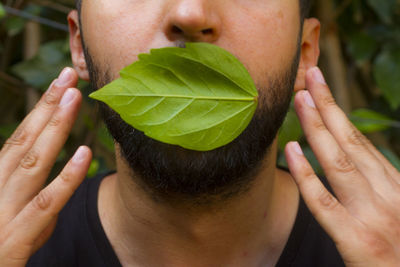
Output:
(142, 99), (195, 126)
(144, 62), (206, 96)
(128, 97), (166, 117)
(162, 51), (256, 97)
(169, 102), (255, 137)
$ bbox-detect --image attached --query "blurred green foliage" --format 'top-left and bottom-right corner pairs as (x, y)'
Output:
(0, 0), (399, 179)
(12, 40), (71, 89)
(0, 4), (6, 19)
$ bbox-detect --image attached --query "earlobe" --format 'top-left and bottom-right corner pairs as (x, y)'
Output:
(68, 10), (90, 81)
(294, 18), (321, 92)
(294, 64), (307, 92)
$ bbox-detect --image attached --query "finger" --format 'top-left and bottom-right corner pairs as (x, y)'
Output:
(7, 146), (91, 248)
(2, 88), (82, 213)
(0, 68), (78, 187)
(306, 67), (399, 188)
(285, 142), (356, 244)
(294, 90), (378, 208)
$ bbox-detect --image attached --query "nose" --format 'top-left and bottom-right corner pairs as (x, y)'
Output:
(164, 0), (220, 43)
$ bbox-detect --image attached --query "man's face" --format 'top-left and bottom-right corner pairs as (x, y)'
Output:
(80, 0), (300, 86)
(76, 0), (308, 204)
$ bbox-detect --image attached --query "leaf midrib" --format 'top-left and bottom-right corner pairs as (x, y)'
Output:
(105, 93), (257, 102)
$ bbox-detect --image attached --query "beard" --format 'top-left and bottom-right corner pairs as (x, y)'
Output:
(83, 41), (300, 206)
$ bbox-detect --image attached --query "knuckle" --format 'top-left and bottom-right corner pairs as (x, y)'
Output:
(302, 167), (316, 180)
(32, 189), (52, 211)
(41, 91), (58, 108)
(48, 115), (62, 127)
(20, 150), (39, 170)
(317, 189), (339, 210)
(59, 171), (72, 183)
(295, 164), (315, 187)
(322, 95), (337, 107)
(297, 173), (315, 189)
(312, 120), (327, 131)
(360, 231), (393, 259)
(3, 128), (30, 148)
(359, 133), (372, 146)
(347, 128), (364, 146)
(333, 154), (357, 174)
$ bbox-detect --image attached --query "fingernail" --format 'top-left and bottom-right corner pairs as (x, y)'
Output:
(303, 90), (316, 108)
(59, 88), (76, 107)
(291, 142), (304, 156)
(72, 146), (87, 163)
(312, 67), (326, 85)
(55, 67), (73, 87)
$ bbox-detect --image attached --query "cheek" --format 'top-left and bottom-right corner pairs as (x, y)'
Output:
(81, 1), (165, 77)
(223, 5), (300, 84)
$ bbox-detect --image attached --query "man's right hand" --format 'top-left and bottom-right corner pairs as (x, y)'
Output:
(0, 67), (92, 267)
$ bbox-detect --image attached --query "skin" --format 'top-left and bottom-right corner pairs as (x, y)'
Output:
(0, 0), (399, 266)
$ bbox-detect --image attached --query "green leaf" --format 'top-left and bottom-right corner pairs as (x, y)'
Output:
(366, 0), (396, 24)
(0, 3), (6, 19)
(373, 48), (400, 110)
(90, 42), (258, 151)
(350, 108), (399, 133)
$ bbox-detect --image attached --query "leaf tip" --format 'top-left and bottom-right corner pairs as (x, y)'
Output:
(88, 91), (99, 100)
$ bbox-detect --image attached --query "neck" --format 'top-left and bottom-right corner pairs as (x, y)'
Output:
(98, 141), (299, 267)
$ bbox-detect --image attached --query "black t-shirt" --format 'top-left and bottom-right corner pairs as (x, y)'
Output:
(27, 172), (345, 267)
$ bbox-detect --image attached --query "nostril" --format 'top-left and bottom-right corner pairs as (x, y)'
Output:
(201, 28), (213, 35)
(172, 25), (183, 34)
(170, 25), (214, 37)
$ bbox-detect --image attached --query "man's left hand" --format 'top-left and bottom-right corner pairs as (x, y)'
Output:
(285, 67), (400, 267)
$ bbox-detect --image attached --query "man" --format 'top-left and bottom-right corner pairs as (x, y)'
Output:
(0, 0), (399, 266)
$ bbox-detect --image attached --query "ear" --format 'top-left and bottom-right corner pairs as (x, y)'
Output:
(68, 10), (90, 81)
(294, 18), (320, 92)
